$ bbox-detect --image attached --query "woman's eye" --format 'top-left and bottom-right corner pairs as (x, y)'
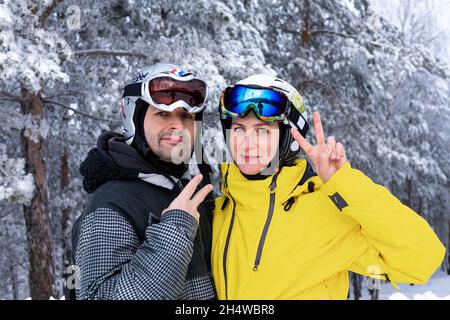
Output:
(233, 127), (245, 134)
(157, 111), (167, 117)
(183, 113), (193, 119)
(257, 128), (269, 135)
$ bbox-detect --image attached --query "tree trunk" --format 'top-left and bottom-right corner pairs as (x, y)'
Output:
(447, 220), (450, 275)
(60, 143), (73, 294)
(301, 0), (311, 47)
(369, 287), (379, 300)
(60, 146), (71, 251)
(20, 90), (54, 300)
(351, 272), (361, 300)
(407, 177), (413, 210)
(9, 255), (19, 300)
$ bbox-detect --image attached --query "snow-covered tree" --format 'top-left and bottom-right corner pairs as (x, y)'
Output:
(0, 0), (448, 299)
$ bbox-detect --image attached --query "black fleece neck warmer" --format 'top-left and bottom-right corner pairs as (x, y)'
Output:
(80, 130), (189, 193)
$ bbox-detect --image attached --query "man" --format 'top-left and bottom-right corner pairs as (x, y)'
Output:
(71, 63), (216, 300)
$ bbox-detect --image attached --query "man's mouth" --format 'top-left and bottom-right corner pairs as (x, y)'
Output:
(161, 135), (184, 145)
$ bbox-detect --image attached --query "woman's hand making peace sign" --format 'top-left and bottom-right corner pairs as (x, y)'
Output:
(290, 111), (348, 183)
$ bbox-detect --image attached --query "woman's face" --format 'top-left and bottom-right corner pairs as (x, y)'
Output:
(229, 113), (280, 175)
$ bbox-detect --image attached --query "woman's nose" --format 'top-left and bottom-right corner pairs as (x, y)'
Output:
(244, 131), (258, 148)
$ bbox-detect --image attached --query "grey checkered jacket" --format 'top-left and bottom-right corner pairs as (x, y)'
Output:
(72, 135), (216, 300)
(75, 207), (215, 299)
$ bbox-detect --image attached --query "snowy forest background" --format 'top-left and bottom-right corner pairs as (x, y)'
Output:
(1, 0), (450, 300)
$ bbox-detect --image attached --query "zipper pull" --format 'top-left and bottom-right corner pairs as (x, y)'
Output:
(269, 173), (279, 192)
(253, 265), (259, 271)
(384, 273), (400, 290)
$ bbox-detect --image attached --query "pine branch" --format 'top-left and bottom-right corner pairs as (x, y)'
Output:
(44, 99), (113, 122)
(0, 91), (25, 104)
(73, 50), (147, 59)
(40, 0), (64, 28)
(310, 29), (357, 39)
(44, 91), (85, 100)
(298, 80), (347, 105)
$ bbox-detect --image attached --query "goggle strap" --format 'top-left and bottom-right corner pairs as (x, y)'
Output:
(122, 82), (142, 98)
(289, 104), (301, 126)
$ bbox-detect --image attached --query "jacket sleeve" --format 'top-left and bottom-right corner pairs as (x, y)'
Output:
(75, 208), (198, 299)
(320, 162), (446, 286)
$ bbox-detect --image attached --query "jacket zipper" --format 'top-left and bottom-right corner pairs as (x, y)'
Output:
(222, 165), (235, 300)
(222, 171), (279, 298)
(253, 173), (279, 271)
(222, 194), (236, 300)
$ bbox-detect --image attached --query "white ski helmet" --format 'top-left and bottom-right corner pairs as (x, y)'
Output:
(120, 63), (208, 145)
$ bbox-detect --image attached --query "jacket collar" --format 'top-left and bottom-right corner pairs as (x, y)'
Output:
(80, 131), (187, 193)
(220, 158), (321, 208)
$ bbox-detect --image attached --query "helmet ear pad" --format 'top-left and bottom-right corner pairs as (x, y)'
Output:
(219, 115), (233, 159)
(134, 99), (150, 133)
(278, 121), (299, 166)
(132, 99), (151, 153)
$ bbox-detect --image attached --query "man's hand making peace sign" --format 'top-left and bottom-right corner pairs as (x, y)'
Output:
(291, 111), (348, 183)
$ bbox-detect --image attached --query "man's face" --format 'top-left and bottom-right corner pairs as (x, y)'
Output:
(143, 105), (195, 164)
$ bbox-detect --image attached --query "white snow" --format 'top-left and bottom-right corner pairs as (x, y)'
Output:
(360, 270), (450, 300)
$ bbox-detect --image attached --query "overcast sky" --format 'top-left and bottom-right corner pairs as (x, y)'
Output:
(369, 0), (450, 63)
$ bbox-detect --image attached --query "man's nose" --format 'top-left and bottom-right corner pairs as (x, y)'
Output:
(167, 115), (184, 130)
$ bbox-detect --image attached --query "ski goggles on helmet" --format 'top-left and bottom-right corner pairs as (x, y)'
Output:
(123, 73), (208, 113)
(220, 85), (292, 122)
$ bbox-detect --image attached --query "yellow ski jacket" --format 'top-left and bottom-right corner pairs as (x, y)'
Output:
(212, 159), (445, 299)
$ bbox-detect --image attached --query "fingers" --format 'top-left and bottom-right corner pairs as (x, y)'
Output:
(191, 184), (214, 207)
(313, 111), (325, 145)
(179, 174), (203, 200)
(290, 128), (313, 156)
(336, 142), (346, 159)
(327, 136), (336, 160)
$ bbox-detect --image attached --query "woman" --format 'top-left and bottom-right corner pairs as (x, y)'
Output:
(211, 74), (445, 299)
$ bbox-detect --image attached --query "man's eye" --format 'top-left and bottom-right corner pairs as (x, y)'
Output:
(157, 111), (167, 117)
(183, 113), (193, 119)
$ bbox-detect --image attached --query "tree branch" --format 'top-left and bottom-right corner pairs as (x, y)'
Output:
(39, 0), (64, 28)
(0, 211), (13, 220)
(307, 29), (405, 51)
(281, 28), (301, 35)
(298, 80), (347, 105)
(44, 90), (85, 100)
(282, 28), (357, 41)
(0, 165), (8, 176)
(0, 91), (25, 104)
(73, 50), (147, 59)
(309, 29), (357, 39)
(44, 99), (113, 122)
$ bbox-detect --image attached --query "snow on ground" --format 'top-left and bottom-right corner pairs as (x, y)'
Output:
(360, 270), (450, 300)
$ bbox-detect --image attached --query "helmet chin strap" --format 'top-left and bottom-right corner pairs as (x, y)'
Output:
(193, 111), (215, 213)
(194, 112), (213, 186)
